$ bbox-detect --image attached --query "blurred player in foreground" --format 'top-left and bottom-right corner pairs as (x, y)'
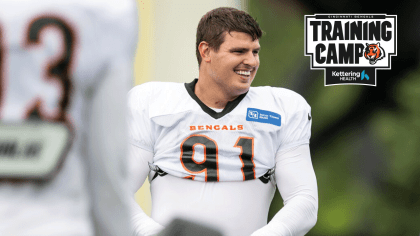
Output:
(128, 7), (318, 236)
(0, 0), (138, 235)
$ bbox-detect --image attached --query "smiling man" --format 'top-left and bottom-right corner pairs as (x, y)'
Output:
(128, 7), (318, 236)
(195, 30), (260, 107)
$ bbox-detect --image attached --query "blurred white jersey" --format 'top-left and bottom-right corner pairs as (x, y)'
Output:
(128, 79), (312, 182)
(0, 0), (138, 235)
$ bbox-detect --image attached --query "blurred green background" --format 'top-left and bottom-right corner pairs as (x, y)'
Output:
(247, 0), (420, 235)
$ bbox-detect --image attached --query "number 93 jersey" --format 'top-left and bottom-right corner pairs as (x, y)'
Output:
(0, 0), (137, 235)
(128, 79), (312, 182)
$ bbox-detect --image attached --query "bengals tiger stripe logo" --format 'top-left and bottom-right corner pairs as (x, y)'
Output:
(364, 42), (385, 65)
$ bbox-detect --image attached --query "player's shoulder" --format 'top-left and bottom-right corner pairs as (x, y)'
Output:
(1, 0), (137, 39)
(64, 0), (138, 35)
(66, 0), (136, 15)
(80, 0), (138, 36)
(249, 86), (310, 111)
(1, 0), (135, 14)
(128, 81), (186, 109)
(128, 81), (184, 97)
(84, 0), (137, 21)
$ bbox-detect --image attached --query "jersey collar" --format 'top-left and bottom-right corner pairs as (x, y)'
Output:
(184, 79), (248, 119)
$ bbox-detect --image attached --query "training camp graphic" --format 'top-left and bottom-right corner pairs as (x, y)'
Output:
(305, 14), (397, 86)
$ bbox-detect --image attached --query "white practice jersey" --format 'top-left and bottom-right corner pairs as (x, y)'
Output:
(128, 79), (312, 182)
(0, 0), (138, 235)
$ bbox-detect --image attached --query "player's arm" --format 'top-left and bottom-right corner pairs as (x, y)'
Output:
(85, 2), (139, 235)
(252, 90), (317, 236)
(251, 144), (318, 236)
(85, 58), (133, 236)
(127, 85), (164, 236)
(128, 145), (165, 236)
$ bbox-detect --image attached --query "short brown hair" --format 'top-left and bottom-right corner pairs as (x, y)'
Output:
(196, 7), (262, 66)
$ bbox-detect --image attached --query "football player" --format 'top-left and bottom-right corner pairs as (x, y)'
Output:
(128, 7), (318, 236)
(0, 0), (138, 235)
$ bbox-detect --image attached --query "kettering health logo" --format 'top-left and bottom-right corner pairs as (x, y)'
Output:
(304, 14), (397, 86)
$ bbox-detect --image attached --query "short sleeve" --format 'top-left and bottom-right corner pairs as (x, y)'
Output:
(277, 91), (312, 153)
(127, 84), (155, 153)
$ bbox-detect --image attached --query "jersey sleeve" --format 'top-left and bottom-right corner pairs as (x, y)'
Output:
(84, 1), (139, 235)
(275, 89), (312, 153)
(127, 83), (155, 153)
(251, 144), (318, 236)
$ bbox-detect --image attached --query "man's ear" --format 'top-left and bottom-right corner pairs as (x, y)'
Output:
(198, 41), (211, 63)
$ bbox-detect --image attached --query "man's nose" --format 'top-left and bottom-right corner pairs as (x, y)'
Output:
(243, 51), (258, 67)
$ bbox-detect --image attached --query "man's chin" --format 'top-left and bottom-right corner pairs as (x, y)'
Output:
(236, 74), (252, 83)
(239, 77), (253, 88)
(233, 83), (251, 95)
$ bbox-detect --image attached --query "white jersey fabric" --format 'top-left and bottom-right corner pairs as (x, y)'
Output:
(0, 0), (138, 235)
(128, 79), (312, 182)
(128, 80), (318, 236)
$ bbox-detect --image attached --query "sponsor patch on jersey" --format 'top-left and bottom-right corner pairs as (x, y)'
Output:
(0, 122), (71, 180)
(246, 108), (281, 126)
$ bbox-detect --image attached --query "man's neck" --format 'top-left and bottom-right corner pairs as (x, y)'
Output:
(194, 77), (239, 109)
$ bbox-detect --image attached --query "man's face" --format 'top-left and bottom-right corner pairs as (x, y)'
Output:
(207, 31), (260, 97)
